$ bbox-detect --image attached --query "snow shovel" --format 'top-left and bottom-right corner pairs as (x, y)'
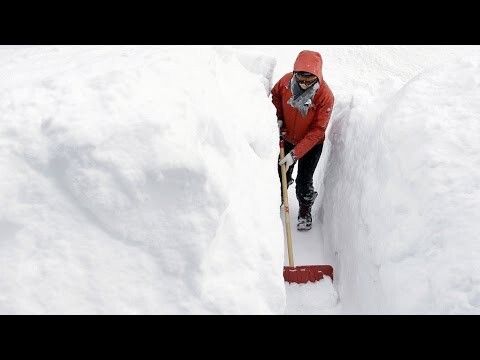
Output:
(280, 138), (334, 284)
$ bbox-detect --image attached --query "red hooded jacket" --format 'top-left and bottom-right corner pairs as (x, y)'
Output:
(271, 50), (334, 159)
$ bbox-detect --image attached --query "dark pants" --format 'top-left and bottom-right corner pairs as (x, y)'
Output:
(278, 141), (323, 207)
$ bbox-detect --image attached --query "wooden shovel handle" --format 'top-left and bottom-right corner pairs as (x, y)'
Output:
(280, 142), (294, 267)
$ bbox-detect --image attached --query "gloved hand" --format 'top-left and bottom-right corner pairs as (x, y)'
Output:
(279, 151), (298, 172)
(277, 119), (283, 129)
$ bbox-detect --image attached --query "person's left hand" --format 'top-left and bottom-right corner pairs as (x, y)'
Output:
(279, 151), (297, 171)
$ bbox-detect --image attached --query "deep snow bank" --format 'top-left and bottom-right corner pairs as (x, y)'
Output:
(319, 57), (480, 314)
(0, 45), (285, 314)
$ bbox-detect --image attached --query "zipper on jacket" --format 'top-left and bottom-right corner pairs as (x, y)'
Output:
(290, 113), (296, 144)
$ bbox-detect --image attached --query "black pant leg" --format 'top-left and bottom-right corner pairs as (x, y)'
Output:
(295, 142), (323, 207)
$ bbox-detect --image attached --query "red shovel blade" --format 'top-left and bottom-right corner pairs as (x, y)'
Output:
(283, 265), (334, 284)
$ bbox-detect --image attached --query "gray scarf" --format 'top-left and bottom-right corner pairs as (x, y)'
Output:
(287, 76), (320, 117)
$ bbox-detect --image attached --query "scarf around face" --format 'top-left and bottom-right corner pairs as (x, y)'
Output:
(287, 76), (320, 117)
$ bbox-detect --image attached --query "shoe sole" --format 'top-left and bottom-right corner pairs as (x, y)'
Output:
(297, 224), (312, 231)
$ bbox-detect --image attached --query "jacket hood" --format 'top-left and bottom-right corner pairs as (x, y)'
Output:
(293, 50), (323, 81)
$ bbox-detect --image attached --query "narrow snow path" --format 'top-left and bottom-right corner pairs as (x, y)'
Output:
(281, 170), (341, 314)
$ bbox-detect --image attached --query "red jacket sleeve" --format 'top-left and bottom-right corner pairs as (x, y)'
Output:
(294, 85), (334, 159)
(271, 75), (288, 120)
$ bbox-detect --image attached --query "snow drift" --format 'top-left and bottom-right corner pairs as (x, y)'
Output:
(320, 56), (480, 314)
(0, 45), (285, 314)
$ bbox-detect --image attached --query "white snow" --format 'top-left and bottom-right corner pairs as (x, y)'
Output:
(320, 56), (480, 314)
(2, 45), (480, 314)
(0, 45), (284, 314)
